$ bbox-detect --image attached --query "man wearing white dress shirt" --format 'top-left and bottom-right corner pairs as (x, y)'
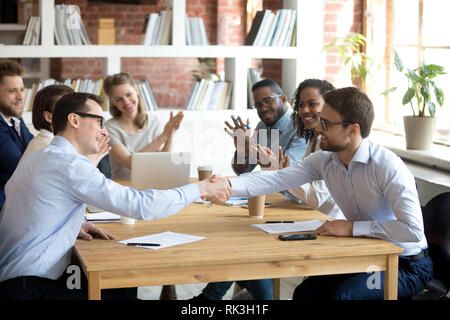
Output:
(227, 87), (433, 300)
(0, 92), (231, 300)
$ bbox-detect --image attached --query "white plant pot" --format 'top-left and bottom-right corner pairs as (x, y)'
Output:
(403, 116), (436, 150)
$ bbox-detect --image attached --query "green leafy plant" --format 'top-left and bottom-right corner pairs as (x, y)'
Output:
(383, 51), (446, 117)
(322, 33), (375, 82)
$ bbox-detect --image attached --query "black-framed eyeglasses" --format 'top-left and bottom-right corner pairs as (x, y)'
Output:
(253, 95), (282, 109)
(317, 112), (350, 131)
(73, 112), (105, 129)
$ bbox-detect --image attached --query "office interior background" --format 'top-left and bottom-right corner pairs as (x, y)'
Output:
(0, 0), (449, 300)
(1, 0), (448, 205)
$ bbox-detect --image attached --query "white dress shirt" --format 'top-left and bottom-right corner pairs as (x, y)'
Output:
(230, 138), (427, 256)
(286, 136), (344, 219)
(0, 136), (200, 282)
(0, 112), (21, 137)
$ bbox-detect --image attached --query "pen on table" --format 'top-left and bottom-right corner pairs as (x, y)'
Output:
(126, 243), (160, 247)
(265, 221), (294, 223)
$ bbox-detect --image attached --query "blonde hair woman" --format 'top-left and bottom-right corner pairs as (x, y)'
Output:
(104, 73), (183, 180)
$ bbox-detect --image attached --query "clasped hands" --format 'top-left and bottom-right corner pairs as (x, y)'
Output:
(196, 174), (232, 204)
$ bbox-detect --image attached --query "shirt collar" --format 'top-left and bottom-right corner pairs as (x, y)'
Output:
(51, 135), (80, 155)
(351, 138), (371, 164)
(0, 112), (19, 127)
(331, 138), (371, 167)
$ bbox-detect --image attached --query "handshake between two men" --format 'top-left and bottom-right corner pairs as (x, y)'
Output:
(196, 175), (232, 204)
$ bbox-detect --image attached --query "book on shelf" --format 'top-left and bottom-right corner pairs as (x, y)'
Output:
(245, 9), (297, 47)
(142, 13), (159, 45)
(185, 15), (209, 45)
(54, 4), (91, 45)
(137, 79), (158, 111)
(283, 10), (297, 47)
(142, 9), (172, 45)
(23, 16), (40, 45)
(253, 10), (272, 47)
(184, 79), (232, 110)
(23, 78), (106, 112)
(247, 68), (261, 109)
(245, 10), (264, 46)
(263, 10), (280, 46)
(98, 18), (115, 45)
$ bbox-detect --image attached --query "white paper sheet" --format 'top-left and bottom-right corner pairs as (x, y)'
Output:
(251, 219), (324, 234)
(117, 231), (206, 250)
(85, 211), (121, 222)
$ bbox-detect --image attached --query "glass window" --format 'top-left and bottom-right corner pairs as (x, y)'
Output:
(372, 0), (450, 144)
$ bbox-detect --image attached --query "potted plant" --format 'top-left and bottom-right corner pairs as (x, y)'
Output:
(385, 51), (446, 150)
(322, 33), (376, 91)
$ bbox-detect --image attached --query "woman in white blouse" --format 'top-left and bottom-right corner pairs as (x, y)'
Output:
(104, 73), (183, 180)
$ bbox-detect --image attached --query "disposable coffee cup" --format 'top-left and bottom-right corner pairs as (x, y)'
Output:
(248, 195), (265, 218)
(120, 216), (135, 225)
(198, 165), (213, 181)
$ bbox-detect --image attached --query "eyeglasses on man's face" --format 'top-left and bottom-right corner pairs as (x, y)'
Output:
(317, 112), (351, 131)
(73, 112), (105, 129)
(253, 95), (282, 110)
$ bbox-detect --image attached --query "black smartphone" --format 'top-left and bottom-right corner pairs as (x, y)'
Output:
(278, 234), (317, 241)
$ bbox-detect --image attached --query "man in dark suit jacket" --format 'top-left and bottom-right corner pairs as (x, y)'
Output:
(0, 60), (33, 209)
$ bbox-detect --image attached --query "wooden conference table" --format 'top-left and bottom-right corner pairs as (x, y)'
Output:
(75, 181), (403, 300)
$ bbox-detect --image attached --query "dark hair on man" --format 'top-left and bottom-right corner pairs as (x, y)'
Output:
(52, 92), (103, 135)
(32, 85), (74, 131)
(291, 79), (335, 142)
(251, 78), (284, 96)
(0, 59), (25, 83)
(323, 87), (374, 138)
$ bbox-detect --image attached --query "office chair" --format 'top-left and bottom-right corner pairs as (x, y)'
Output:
(412, 192), (450, 300)
(97, 154), (111, 179)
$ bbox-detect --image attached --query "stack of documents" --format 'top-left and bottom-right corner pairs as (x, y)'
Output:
(194, 197), (248, 207)
(85, 211), (120, 223)
(117, 231), (206, 250)
(223, 197), (248, 206)
(252, 219), (324, 234)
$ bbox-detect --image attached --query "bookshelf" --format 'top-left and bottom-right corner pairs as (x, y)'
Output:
(0, 23), (49, 87)
(1, 0), (326, 176)
(0, 0), (326, 112)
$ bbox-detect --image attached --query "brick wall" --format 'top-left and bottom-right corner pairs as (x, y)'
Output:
(323, 0), (364, 87)
(51, 0), (224, 108)
(50, 0), (364, 107)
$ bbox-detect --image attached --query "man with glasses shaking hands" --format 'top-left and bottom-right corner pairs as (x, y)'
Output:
(221, 87), (432, 300)
(0, 92), (231, 300)
(194, 79), (308, 301)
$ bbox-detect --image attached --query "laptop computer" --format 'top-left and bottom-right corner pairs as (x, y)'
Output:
(131, 152), (191, 190)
